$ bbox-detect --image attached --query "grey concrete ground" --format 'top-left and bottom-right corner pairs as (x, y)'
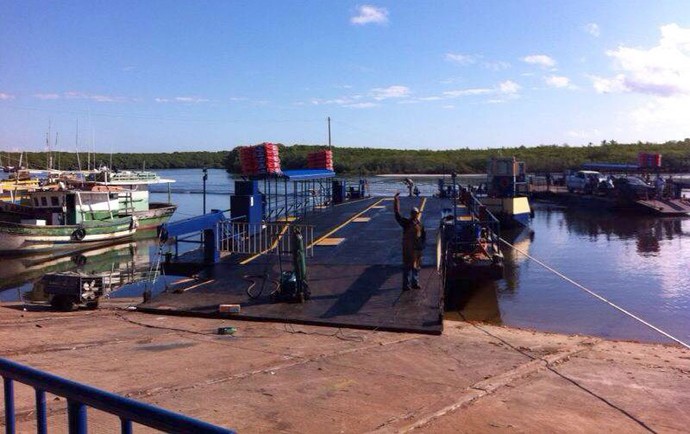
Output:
(1, 298), (688, 433)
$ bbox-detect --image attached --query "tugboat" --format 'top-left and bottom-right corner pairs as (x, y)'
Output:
(437, 173), (504, 289)
(479, 157), (532, 228)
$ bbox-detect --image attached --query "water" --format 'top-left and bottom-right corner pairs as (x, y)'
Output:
(2, 169), (689, 344)
(494, 205), (690, 344)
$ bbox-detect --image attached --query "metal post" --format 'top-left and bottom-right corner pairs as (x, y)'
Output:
(202, 168), (208, 214)
(68, 399), (87, 434)
(4, 377), (15, 434)
(120, 418), (133, 434)
(36, 389), (47, 434)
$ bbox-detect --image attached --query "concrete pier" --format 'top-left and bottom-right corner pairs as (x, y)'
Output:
(1, 300), (688, 433)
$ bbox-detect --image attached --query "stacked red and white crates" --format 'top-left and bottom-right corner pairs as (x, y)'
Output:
(307, 149), (334, 171)
(239, 143), (282, 176)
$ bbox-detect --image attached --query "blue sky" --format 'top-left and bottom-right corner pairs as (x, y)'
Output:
(2, 1), (690, 153)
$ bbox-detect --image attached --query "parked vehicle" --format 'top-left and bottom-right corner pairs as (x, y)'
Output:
(566, 170), (604, 194)
(613, 176), (655, 199)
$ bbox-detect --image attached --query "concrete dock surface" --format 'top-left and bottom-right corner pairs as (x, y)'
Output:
(1, 298), (688, 433)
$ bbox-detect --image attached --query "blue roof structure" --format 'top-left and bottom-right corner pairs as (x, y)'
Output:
(581, 163), (640, 171)
(281, 169), (336, 181)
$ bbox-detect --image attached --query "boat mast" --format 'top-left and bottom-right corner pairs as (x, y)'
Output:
(75, 118), (82, 172)
(46, 120), (52, 171)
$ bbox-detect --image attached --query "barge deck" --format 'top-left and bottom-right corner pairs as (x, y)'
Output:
(139, 196), (447, 334)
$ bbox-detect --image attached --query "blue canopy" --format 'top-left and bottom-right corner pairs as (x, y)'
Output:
(280, 169), (336, 181)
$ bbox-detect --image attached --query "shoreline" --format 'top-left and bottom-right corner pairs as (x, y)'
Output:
(375, 173), (486, 178)
(2, 298), (687, 433)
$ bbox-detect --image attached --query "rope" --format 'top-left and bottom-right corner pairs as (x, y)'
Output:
(499, 237), (690, 350)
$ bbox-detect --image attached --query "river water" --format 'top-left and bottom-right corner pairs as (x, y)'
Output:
(2, 169), (689, 345)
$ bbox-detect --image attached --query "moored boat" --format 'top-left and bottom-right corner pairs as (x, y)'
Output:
(75, 169), (177, 230)
(479, 157), (532, 228)
(0, 170), (40, 202)
(0, 188), (136, 255)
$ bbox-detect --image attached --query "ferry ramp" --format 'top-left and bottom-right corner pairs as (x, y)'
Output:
(138, 196), (447, 334)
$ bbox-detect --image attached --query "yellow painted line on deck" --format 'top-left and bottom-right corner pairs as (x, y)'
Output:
(308, 198), (385, 249)
(316, 237), (345, 246)
(173, 279), (216, 293)
(240, 223), (290, 265)
(352, 217), (371, 222)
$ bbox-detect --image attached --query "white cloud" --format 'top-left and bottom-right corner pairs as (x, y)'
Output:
(589, 74), (627, 93)
(34, 93), (60, 100)
(350, 5), (388, 25)
(0, 93), (15, 100)
(566, 129), (601, 139)
(443, 88), (492, 97)
(594, 24), (690, 96)
(370, 85), (410, 100)
(175, 96), (209, 103)
(585, 23), (600, 37)
(522, 54), (556, 68)
(629, 95), (690, 138)
(442, 80), (521, 101)
(64, 91), (128, 102)
(483, 61), (511, 71)
(155, 96), (209, 103)
(445, 53), (476, 65)
(499, 80), (520, 94)
(545, 75), (574, 89)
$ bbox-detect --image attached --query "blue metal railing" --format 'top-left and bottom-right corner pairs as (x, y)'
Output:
(1, 357), (236, 434)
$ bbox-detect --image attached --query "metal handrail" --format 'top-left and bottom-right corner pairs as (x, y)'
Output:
(0, 357), (235, 434)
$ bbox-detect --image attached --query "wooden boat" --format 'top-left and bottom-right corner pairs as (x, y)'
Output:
(71, 169), (177, 230)
(0, 188), (136, 255)
(0, 170), (40, 202)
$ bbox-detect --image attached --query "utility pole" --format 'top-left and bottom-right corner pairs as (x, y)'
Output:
(327, 116), (332, 149)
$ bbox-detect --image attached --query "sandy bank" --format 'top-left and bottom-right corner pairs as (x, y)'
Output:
(1, 298), (688, 433)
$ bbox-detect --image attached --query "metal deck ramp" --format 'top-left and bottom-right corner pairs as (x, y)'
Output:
(139, 197), (445, 335)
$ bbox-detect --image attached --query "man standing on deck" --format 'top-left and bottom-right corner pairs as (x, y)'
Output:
(394, 192), (426, 291)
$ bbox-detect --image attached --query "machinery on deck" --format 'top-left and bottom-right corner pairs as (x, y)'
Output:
(271, 227), (310, 303)
(437, 174), (504, 290)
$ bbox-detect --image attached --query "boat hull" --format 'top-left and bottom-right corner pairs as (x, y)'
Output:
(129, 203), (177, 230)
(0, 217), (136, 255)
(481, 197), (531, 228)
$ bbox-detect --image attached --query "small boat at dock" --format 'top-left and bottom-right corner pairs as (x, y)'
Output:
(0, 188), (137, 255)
(477, 157), (532, 228)
(72, 169), (177, 230)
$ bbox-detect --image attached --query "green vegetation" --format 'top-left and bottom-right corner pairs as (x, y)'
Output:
(224, 140), (690, 174)
(8, 139), (690, 174)
(3, 151), (227, 171)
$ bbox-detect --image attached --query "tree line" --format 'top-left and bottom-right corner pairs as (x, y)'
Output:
(6, 139), (690, 174)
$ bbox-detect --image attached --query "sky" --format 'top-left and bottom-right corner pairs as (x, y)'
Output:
(2, 1), (690, 154)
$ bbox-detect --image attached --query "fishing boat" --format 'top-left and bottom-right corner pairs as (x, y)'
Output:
(72, 169), (177, 230)
(0, 170), (40, 202)
(0, 187), (137, 255)
(479, 157), (532, 228)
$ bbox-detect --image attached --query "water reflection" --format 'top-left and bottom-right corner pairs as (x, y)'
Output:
(540, 205), (687, 256)
(0, 240), (159, 302)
